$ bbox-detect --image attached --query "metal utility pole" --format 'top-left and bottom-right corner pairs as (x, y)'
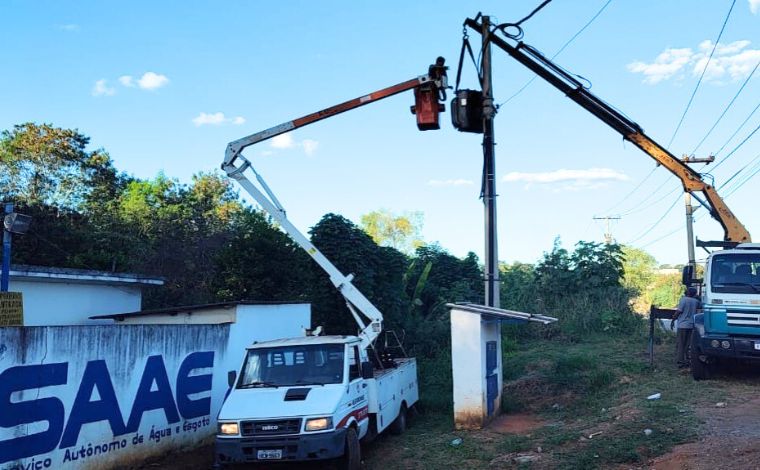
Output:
(593, 216), (621, 244)
(685, 193), (696, 274)
(1, 203), (13, 292)
(481, 16), (499, 308)
(681, 154), (713, 281)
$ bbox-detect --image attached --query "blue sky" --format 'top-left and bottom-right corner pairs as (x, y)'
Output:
(1, 0), (759, 266)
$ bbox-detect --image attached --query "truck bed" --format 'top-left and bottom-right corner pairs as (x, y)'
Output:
(368, 357), (419, 433)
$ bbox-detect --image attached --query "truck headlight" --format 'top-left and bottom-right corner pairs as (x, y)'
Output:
(305, 417), (333, 432)
(218, 422), (239, 435)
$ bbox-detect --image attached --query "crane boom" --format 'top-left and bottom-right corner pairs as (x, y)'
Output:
(464, 17), (750, 243)
(222, 60), (448, 350)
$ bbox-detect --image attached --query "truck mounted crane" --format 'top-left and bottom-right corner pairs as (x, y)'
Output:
(463, 14), (760, 381)
(215, 59), (447, 469)
(463, 15), (750, 245)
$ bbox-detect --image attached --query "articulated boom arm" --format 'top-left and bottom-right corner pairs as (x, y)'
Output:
(223, 62), (448, 350)
(464, 17), (750, 243)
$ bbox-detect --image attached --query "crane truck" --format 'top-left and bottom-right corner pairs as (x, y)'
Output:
(462, 15), (758, 380)
(213, 59), (448, 469)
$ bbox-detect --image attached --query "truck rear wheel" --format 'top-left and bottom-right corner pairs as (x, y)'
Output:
(690, 333), (710, 381)
(389, 404), (407, 435)
(338, 427), (361, 470)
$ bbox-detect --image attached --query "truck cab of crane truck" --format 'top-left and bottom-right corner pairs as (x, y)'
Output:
(214, 334), (417, 467)
(690, 243), (760, 378)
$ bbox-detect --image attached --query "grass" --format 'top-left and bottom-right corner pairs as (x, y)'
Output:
(363, 330), (744, 469)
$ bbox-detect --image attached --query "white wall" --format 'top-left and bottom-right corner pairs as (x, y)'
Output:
(10, 280), (142, 326)
(0, 304), (310, 470)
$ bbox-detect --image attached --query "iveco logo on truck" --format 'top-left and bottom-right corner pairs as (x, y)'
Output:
(261, 425), (279, 431)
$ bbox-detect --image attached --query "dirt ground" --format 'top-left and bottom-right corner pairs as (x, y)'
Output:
(137, 397), (760, 470)
(643, 393), (760, 470)
(136, 360), (760, 470)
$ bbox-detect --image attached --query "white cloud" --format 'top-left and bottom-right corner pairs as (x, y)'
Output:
(629, 40), (760, 84)
(92, 79), (115, 97)
(271, 134), (295, 149)
(627, 48), (693, 84)
(750, 0), (760, 14)
(301, 139), (319, 156)
(192, 112), (246, 127)
(136, 72), (169, 90)
(268, 132), (319, 156)
(118, 75), (135, 87)
(503, 168), (628, 191)
(58, 24), (79, 32)
(427, 179), (474, 187)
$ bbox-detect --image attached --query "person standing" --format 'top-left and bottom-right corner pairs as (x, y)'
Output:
(672, 287), (700, 368)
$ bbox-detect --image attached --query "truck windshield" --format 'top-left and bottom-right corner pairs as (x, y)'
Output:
(237, 344), (344, 388)
(711, 254), (760, 294)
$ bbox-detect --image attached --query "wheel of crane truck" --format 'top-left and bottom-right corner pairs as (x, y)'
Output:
(338, 426), (361, 470)
(690, 333), (710, 381)
(389, 404), (407, 435)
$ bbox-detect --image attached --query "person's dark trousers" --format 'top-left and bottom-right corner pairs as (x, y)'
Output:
(676, 327), (693, 367)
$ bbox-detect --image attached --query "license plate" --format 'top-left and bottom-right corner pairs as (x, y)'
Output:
(257, 449), (282, 460)
(754, 343), (760, 351)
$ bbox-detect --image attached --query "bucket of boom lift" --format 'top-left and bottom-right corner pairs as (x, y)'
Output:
(411, 86), (445, 130)
(410, 56), (448, 131)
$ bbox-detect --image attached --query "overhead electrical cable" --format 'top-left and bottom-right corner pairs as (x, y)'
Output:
(713, 101), (760, 156)
(625, 194), (682, 245)
(710, 119), (760, 172)
(640, 225), (684, 249)
(500, 0), (613, 106)
(666, 0), (737, 150)
(690, 59), (760, 156)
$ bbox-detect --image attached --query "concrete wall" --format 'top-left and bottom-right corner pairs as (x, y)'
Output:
(10, 280), (142, 326)
(0, 304), (310, 470)
(450, 309), (502, 430)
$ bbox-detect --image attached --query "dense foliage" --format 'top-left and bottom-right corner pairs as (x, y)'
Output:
(1, 123), (647, 353)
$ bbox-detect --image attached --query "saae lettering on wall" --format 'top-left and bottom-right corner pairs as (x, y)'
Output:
(0, 351), (215, 464)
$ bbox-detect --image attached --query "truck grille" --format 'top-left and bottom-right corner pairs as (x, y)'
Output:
(240, 418), (302, 436)
(726, 310), (760, 327)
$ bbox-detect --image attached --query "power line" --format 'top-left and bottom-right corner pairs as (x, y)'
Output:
(714, 101), (760, 156)
(718, 149), (760, 190)
(601, 164), (656, 214)
(499, 0), (613, 106)
(710, 118), (760, 172)
(690, 59), (760, 156)
(666, 0), (737, 150)
(639, 224), (683, 249)
(625, 194), (682, 245)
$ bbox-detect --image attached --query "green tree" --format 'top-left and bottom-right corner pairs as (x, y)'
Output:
(360, 209), (424, 254)
(621, 246), (657, 295)
(213, 208), (311, 302)
(0, 123), (117, 210)
(306, 213), (408, 336)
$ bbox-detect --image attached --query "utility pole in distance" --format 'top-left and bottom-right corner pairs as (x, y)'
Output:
(481, 15), (499, 308)
(593, 216), (621, 244)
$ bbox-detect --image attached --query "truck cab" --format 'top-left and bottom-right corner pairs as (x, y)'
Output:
(692, 244), (760, 378)
(215, 335), (418, 468)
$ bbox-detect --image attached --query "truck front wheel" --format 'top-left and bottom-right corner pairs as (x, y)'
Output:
(339, 427), (361, 470)
(690, 333), (711, 381)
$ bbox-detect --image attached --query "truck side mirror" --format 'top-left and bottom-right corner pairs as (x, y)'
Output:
(227, 370), (237, 388)
(361, 361), (374, 380)
(682, 265), (694, 285)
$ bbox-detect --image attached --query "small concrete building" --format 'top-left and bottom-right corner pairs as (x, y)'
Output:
(449, 303), (556, 429)
(8, 264), (163, 326)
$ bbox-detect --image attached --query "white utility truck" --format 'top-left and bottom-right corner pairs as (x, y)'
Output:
(214, 59), (448, 469)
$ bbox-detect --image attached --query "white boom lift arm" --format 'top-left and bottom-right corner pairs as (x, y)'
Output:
(222, 60), (448, 350)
